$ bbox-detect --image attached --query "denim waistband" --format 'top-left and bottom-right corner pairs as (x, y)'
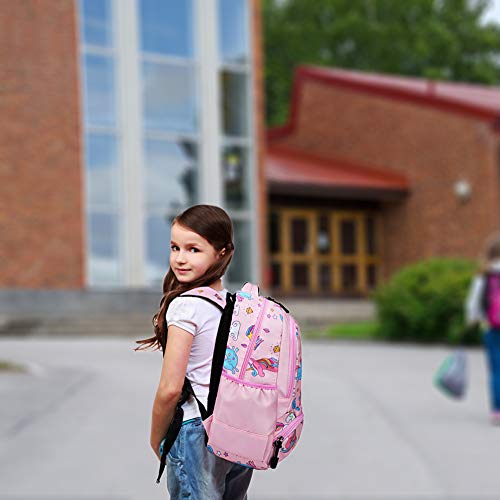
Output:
(182, 417), (200, 426)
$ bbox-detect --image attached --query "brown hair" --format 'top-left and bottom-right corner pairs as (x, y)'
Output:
(479, 232), (500, 274)
(134, 204), (234, 352)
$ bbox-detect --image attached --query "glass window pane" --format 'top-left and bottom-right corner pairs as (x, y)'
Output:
(366, 217), (377, 255)
(144, 139), (198, 210)
(145, 214), (171, 285)
(341, 220), (356, 255)
(292, 263), (309, 288)
(270, 212), (280, 253)
(319, 264), (331, 291)
(271, 263), (281, 288)
(79, 0), (113, 47)
(218, 0), (249, 64)
(220, 70), (249, 137)
(82, 54), (116, 127)
(85, 134), (119, 207)
(142, 62), (197, 133)
(223, 146), (250, 210)
(139, 0), (194, 57)
(317, 214), (330, 254)
(291, 218), (308, 253)
(226, 219), (252, 285)
(342, 264), (357, 291)
(367, 264), (377, 289)
(87, 212), (120, 285)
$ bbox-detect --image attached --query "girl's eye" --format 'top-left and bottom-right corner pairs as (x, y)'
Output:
(170, 245), (199, 253)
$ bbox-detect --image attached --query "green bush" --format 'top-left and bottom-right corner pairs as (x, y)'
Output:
(373, 258), (482, 345)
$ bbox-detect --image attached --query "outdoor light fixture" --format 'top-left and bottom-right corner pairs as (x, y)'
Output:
(454, 180), (471, 202)
(224, 151), (242, 182)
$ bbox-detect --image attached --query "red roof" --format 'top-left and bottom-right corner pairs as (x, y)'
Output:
(269, 65), (500, 140)
(267, 146), (409, 199)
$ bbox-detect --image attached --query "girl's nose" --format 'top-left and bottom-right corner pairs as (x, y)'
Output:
(176, 251), (187, 263)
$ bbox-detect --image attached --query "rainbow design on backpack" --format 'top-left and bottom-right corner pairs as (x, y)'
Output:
(281, 430), (298, 453)
(247, 357), (279, 377)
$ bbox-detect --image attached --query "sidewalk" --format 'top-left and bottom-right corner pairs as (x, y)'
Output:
(1, 336), (500, 499)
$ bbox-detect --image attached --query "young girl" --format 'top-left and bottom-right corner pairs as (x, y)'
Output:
(135, 204), (253, 499)
(465, 232), (500, 425)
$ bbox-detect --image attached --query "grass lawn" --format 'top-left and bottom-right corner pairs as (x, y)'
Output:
(304, 321), (378, 340)
(0, 360), (27, 373)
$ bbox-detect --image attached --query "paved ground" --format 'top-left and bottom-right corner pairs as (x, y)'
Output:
(0, 335), (499, 500)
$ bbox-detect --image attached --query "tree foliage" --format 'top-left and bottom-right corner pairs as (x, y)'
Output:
(263, 0), (500, 126)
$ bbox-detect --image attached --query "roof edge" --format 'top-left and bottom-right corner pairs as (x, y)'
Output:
(267, 144), (410, 190)
(267, 65), (500, 142)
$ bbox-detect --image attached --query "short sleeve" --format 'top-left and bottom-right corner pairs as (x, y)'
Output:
(465, 274), (486, 325)
(165, 297), (198, 336)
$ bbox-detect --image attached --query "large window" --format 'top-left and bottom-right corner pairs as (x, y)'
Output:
(142, 63), (197, 133)
(138, 0), (199, 287)
(139, 0), (194, 58)
(218, 0), (249, 64)
(79, 0), (256, 289)
(218, 0), (255, 286)
(80, 0), (122, 286)
(80, 0), (113, 47)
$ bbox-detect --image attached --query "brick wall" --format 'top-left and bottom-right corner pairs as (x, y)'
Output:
(0, 0), (84, 289)
(275, 80), (500, 280)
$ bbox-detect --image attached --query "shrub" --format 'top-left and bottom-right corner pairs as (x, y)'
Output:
(373, 258), (482, 344)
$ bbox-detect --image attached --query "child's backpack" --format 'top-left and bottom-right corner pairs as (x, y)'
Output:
(482, 272), (500, 329)
(156, 282), (304, 482)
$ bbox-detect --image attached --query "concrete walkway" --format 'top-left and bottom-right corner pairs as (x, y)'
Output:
(0, 336), (499, 499)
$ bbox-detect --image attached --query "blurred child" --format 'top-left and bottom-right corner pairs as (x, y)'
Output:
(465, 232), (500, 425)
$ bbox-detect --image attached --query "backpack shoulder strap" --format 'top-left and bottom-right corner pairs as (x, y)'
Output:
(180, 286), (227, 312)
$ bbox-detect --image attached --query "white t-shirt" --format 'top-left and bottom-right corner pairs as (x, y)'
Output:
(466, 259), (500, 325)
(165, 287), (228, 421)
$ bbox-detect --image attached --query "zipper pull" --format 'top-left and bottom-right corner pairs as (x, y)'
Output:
(269, 437), (284, 469)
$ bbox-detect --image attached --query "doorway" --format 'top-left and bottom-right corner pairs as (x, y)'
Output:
(269, 207), (381, 296)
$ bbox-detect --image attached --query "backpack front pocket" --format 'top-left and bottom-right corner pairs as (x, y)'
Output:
(268, 413), (304, 468)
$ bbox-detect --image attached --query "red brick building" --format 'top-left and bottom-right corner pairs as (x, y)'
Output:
(267, 65), (500, 297)
(0, 0), (266, 295)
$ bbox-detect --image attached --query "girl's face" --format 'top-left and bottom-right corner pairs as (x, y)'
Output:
(169, 222), (225, 284)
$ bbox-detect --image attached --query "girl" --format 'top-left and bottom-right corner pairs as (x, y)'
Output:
(135, 204), (253, 499)
(465, 232), (500, 425)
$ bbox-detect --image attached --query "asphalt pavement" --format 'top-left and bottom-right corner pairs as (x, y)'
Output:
(0, 336), (499, 500)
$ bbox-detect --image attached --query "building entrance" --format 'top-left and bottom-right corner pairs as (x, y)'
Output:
(269, 207), (380, 296)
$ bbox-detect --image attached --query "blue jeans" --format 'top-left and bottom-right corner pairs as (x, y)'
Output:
(483, 328), (500, 411)
(166, 417), (253, 499)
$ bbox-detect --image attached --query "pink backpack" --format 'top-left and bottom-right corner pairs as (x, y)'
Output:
(484, 272), (500, 329)
(157, 282), (304, 479)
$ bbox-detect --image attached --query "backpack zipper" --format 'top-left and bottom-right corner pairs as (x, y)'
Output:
(239, 299), (268, 379)
(269, 413), (304, 468)
(269, 437), (283, 469)
(286, 318), (297, 398)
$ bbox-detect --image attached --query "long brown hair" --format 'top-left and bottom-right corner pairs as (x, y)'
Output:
(134, 204), (234, 353)
(479, 232), (500, 274)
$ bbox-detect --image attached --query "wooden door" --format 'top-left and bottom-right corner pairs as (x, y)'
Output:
(269, 207), (380, 296)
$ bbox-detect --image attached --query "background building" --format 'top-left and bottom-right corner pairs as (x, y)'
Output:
(0, 0), (266, 297)
(267, 65), (500, 297)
